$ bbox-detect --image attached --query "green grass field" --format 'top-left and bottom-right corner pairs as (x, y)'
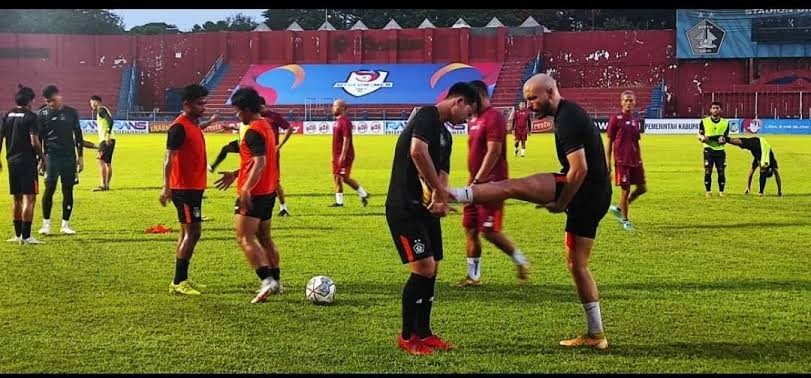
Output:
(0, 133), (809, 373)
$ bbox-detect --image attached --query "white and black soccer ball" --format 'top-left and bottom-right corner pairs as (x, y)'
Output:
(306, 275), (336, 305)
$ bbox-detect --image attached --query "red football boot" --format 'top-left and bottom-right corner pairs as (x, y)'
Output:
(396, 333), (433, 355)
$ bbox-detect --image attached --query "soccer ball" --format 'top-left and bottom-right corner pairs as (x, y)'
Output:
(306, 275), (336, 305)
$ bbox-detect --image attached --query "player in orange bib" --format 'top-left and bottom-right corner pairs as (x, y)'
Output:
(214, 87), (283, 304)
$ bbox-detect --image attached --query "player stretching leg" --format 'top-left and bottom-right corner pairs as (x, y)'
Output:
(89, 95), (116, 191)
(449, 74), (611, 350)
(458, 80), (529, 287)
(386, 83), (477, 355)
(698, 101), (729, 198)
(259, 97), (294, 217)
(159, 84), (210, 296)
(513, 101), (531, 157)
(330, 100), (369, 207)
(606, 90), (647, 231)
(38, 85), (83, 235)
(728, 137), (783, 197)
(215, 88), (283, 303)
(1, 85), (46, 244)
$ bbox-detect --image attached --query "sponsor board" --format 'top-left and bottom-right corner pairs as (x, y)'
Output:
(385, 121), (406, 135)
(644, 118), (741, 135)
(445, 122), (468, 135)
(148, 121), (303, 134)
(81, 120), (149, 134)
(303, 120), (386, 135)
(760, 119), (811, 134)
(531, 118), (554, 133)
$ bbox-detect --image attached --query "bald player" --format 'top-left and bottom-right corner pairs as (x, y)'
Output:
(330, 99), (369, 207)
(448, 74), (611, 350)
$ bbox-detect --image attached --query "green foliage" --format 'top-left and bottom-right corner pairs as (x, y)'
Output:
(0, 9), (125, 34)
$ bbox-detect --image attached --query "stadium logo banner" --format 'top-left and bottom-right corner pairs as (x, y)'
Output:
(302, 120), (385, 135)
(236, 63), (502, 105)
(385, 121), (406, 135)
(81, 120), (148, 134)
(677, 9), (811, 58)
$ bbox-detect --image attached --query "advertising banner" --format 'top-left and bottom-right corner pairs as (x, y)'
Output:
(643, 118), (741, 134)
(761, 119), (811, 134)
(385, 121), (407, 135)
(81, 120), (149, 134)
(236, 63), (502, 105)
(148, 121), (304, 134)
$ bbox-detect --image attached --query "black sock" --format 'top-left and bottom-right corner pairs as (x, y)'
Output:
(759, 172), (767, 194)
(62, 184), (74, 221)
(269, 267), (280, 281)
(42, 183), (56, 220)
(401, 273), (423, 340)
(21, 222), (31, 239)
(13, 220), (22, 237)
(255, 266), (272, 281)
(416, 275), (436, 338)
(718, 171), (726, 193)
(704, 173), (712, 192)
(173, 258), (190, 285)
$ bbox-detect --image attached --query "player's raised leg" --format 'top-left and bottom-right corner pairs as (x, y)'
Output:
(449, 172), (563, 206)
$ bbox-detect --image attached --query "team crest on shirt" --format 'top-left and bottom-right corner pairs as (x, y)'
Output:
(334, 70), (393, 97)
(193, 207), (201, 218)
(413, 239), (425, 255)
(439, 133), (447, 148)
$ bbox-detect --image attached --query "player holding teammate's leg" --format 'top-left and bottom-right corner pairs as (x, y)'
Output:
(1, 85), (46, 244)
(214, 88), (283, 303)
(606, 90), (647, 231)
(330, 100), (369, 207)
(458, 80), (529, 286)
(513, 101), (531, 157)
(728, 136), (783, 197)
(449, 74), (612, 350)
(37, 85), (83, 235)
(159, 84), (210, 296)
(259, 97), (294, 217)
(386, 82), (477, 355)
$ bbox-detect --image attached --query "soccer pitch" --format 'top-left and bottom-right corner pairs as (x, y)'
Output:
(0, 133), (809, 373)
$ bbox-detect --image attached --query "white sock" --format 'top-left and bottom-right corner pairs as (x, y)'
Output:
(449, 187), (474, 203)
(466, 257), (481, 280)
(357, 186), (368, 198)
(42, 219), (51, 226)
(279, 203), (288, 211)
(583, 301), (604, 335)
(511, 249), (528, 266)
(335, 193), (344, 205)
(61, 220), (70, 228)
(521, 148), (526, 156)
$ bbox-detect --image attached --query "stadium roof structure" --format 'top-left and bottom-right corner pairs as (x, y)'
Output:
(350, 20), (369, 30)
(253, 23), (271, 32)
(418, 18), (436, 29)
(485, 17), (505, 28)
(452, 18), (471, 28)
(519, 16), (541, 28)
(318, 21), (336, 31)
(286, 21), (304, 31)
(383, 19), (402, 30)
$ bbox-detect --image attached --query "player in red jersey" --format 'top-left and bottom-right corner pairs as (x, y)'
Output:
(513, 101), (532, 157)
(159, 84), (210, 296)
(458, 80), (529, 286)
(329, 99), (369, 207)
(258, 97), (294, 217)
(605, 90), (647, 231)
(215, 87), (283, 304)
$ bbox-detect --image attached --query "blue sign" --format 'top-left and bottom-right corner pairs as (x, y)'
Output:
(677, 9), (811, 58)
(761, 119), (811, 134)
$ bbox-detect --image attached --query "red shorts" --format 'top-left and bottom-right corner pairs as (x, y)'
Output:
(614, 164), (646, 187)
(514, 131), (528, 141)
(332, 159), (353, 176)
(462, 202), (504, 233)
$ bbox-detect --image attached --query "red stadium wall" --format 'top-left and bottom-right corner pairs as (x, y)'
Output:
(3, 29), (809, 116)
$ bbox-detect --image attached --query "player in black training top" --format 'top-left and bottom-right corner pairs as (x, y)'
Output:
(447, 74), (611, 350)
(385, 82), (477, 355)
(728, 136), (782, 197)
(37, 85), (83, 236)
(0, 85), (45, 244)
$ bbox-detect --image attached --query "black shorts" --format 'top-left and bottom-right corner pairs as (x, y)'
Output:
(234, 193), (277, 221)
(8, 159), (38, 195)
(45, 154), (77, 186)
(565, 183), (611, 239)
(752, 151), (778, 170)
(171, 189), (204, 224)
(98, 139), (116, 164)
(703, 149), (726, 170)
(386, 206), (443, 264)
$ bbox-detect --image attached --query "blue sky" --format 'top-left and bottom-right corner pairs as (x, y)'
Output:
(112, 9), (267, 31)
